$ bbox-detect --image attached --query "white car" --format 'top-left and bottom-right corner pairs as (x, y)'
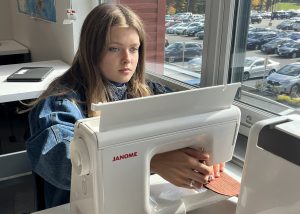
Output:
(187, 57), (202, 73)
(243, 56), (280, 81)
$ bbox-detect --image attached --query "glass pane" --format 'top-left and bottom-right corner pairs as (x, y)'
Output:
(162, 0), (205, 86)
(232, 1), (300, 113)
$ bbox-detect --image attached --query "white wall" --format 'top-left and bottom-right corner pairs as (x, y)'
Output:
(72, 0), (99, 53)
(9, 0), (74, 64)
(8, 0), (97, 64)
(0, 0), (13, 40)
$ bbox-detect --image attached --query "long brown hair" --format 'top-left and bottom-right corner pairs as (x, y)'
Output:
(26, 3), (150, 116)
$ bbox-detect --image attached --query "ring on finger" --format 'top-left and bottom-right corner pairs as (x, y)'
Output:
(189, 180), (195, 188)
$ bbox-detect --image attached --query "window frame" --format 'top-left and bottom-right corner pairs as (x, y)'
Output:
(201, 0), (236, 87)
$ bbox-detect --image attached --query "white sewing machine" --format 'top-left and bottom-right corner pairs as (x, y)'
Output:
(32, 83), (300, 214)
(236, 113), (300, 214)
(69, 83), (241, 214)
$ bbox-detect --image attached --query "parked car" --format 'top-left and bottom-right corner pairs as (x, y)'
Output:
(174, 22), (190, 35)
(250, 14), (262, 24)
(277, 41), (300, 58)
(243, 56), (280, 81)
(166, 23), (184, 34)
(261, 37), (293, 54)
(195, 30), (204, 40)
(248, 27), (272, 34)
(186, 25), (204, 36)
(176, 22), (199, 35)
(261, 12), (272, 19)
(247, 32), (277, 50)
(292, 20), (300, 31)
(165, 42), (202, 62)
(265, 63), (300, 97)
(187, 57), (202, 73)
(276, 20), (295, 30)
(290, 16), (300, 21)
(165, 20), (181, 28)
(276, 30), (292, 38)
(271, 11), (289, 20)
(289, 32), (300, 40)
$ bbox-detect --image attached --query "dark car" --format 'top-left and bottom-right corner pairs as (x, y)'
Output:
(195, 30), (204, 40)
(276, 20), (295, 30)
(271, 11), (289, 20)
(261, 38), (293, 54)
(248, 27), (271, 33)
(292, 20), (300, 31)
(247, 32), (277, 50)
(186, 25), (204, 36)
(165, 42), (202, 62)
(250, 14), (262, 24)
(276, 30), (292, 38)
(277, 41), (300, 58)
(289, 32), (300, 40)
(247, 28), (273, 38)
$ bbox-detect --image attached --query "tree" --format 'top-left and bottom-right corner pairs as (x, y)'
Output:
(177, 0), (188, 13)
(189, 0), (206, 14)
(265, 0), (273, 11)
(166, 0), (176, 14)
(252, 0), (262, 10)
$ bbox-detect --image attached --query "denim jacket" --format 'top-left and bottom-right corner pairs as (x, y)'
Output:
(26, 81), (171, 209)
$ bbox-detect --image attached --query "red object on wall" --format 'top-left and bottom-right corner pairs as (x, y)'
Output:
(118, 0), (166, 74)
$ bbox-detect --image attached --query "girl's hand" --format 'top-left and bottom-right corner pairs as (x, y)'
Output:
(150, 148), (212, 189)
(211, 162), (225, 179)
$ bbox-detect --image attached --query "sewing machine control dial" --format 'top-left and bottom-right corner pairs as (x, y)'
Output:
(71, 138), (90, 176)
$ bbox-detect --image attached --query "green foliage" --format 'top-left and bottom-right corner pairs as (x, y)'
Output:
(166, 0), (205, 14)
(274, 2), (300, 10)
(255, 80), (267, 92)
(251, 0), (300, 11)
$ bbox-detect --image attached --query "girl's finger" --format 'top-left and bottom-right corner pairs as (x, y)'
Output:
(181, 147), (209, 161)
(220, 162), (225, 172)
(213, 164), (220, 178)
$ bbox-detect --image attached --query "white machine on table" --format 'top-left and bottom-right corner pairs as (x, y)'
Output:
(236, 114), (300, 214)
(32, 83), (300, 214)
(69, 83), (241, 214)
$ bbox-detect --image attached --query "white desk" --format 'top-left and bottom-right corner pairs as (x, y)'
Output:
(0, 40), (29, 56)
(33, 164), (242, 214)
(0, 60), (69, 103)
(32, 198), (238, 214)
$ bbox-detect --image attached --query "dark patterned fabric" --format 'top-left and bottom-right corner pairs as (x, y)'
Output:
(106, 81), (128, 101)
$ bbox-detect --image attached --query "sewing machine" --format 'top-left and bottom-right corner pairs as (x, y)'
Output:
(69, 83), (241, 214)
(236, 113), (300, 214)
(32, 83), (300, 214)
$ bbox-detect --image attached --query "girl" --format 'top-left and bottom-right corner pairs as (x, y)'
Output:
(26, 3), (219, 210)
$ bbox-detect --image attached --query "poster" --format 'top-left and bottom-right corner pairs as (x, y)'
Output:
(17, 0), (56, 22)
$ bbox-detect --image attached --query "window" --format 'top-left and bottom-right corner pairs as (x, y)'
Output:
(104, 1), (300, 164)
(254, 61), (264, 66)
(231, 1), (300, 121)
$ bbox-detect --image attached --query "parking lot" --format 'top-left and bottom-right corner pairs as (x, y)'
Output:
(165, 19), (300, 88)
